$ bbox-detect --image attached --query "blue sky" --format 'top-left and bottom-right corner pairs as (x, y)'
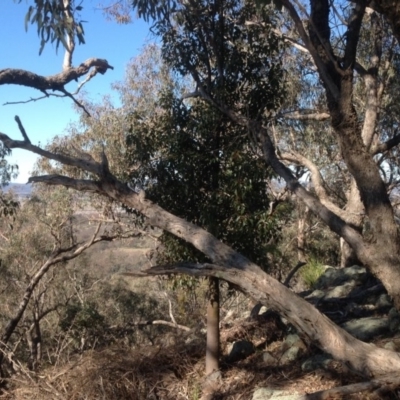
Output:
(0, 0), (151, 182)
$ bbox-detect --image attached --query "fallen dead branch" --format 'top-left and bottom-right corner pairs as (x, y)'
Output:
(287, 372), (400, 399)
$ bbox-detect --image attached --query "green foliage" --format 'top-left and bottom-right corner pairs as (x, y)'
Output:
(59, 302), (105, 337)
(128, 93), (282, 269)
(18, 0), (86, 55)
(108, 282), (161, 324)
(130, 0), (176, 22)
(156, 0), (285, 120)
(300, 258), (326, 289)
(124, 1), (286, 271)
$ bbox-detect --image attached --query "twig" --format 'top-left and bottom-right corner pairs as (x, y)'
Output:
(283, 261), (307, 287)
(134, 320), (191, 331)
(287, 372), (400, 399)
(14, 116), (31, 144)
(59, 88), (90, 116)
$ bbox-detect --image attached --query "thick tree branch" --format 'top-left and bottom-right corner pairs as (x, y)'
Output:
(280, 0), (340, 100)
(280, 150), (355, 223)
(14, 116), (31, 144)
(258, 129), (368, 257)
(142, 262), (400, 378)
(0, 58), (113, 92)
(2, 120), (400, 377)
(0, 121), (104, 177)
(351, 0), (400, 45)
(182, 76), (368, 258)
(371, 134), (400, 155)
(343, 1), (366, 70)
(13, 167), (400, 378)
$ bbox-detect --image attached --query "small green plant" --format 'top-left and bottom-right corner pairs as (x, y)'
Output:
(189, 382), (202, 400)
(301, 258), (326, 289)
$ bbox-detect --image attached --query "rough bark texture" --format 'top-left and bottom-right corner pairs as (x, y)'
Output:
(313, 0), (400, 307)
(278, 0), (400, 307)
(0, 58), (113, 92)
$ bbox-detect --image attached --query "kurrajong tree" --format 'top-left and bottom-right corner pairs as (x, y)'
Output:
(4, 0), (400, 389)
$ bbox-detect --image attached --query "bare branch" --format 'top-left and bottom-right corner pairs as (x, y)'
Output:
(58, 87), (91, 116)
(280, 150), (354, 222)
(280, 0), (340, 100)
(29, 175), (103, 192)
(0, 221), (122, 352)
(343, 1), (366, 70)
(278, 110), (330, 121)
(140, 261), (400, 377)
(4, 94), (50, 106)
(350, 0), (400, 45)
(283, 261), (306, 287)
(258, 129), (367, 256)
(0, 58), (113, 93)
(14, 116), (31, 144)
(133, 320), (191, 331)
(3, 128), (400, 377)
(271, 28), (310, 54)
(4, 64), (108, 109)
(0, 131), (103, 177)
(371, 134), (400, 155)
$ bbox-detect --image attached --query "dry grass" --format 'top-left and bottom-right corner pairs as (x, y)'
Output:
(3, 345), (389, 400)
(3, 341), (205, 400)
(3, 319), (399, 400)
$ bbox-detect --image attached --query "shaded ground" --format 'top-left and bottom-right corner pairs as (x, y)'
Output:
(3, 319), (398, 400)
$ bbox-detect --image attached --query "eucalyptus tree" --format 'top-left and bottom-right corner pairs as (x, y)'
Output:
(124, 0), (286, 375)
(126, 88), (283, 376)
(124, 0), (400, 308)
(6, 0), (400, 384)
(42, 37), (284, 374)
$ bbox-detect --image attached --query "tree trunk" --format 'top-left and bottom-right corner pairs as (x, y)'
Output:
(206, 277), (220, 375)
(148, 262), (400, 379)
(302, 0), (400, 307)
(340, 238), (360, 268)
(297, 204), (309, 264)
(26, 316), (42, 372)
(29, 174), (400, 379)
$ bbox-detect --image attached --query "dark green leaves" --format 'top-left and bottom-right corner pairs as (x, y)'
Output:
(157, 0), (286, 121)
(131, 0), (177, 22)
(22, 0), (86, 55)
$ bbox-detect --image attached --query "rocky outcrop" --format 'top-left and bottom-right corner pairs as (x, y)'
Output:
(220, 265), (400, 398)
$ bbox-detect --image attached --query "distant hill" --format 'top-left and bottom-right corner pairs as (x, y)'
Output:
(3, 183), (33, 200)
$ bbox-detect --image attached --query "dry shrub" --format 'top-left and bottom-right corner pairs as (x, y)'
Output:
(4, 340), (205, 400)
